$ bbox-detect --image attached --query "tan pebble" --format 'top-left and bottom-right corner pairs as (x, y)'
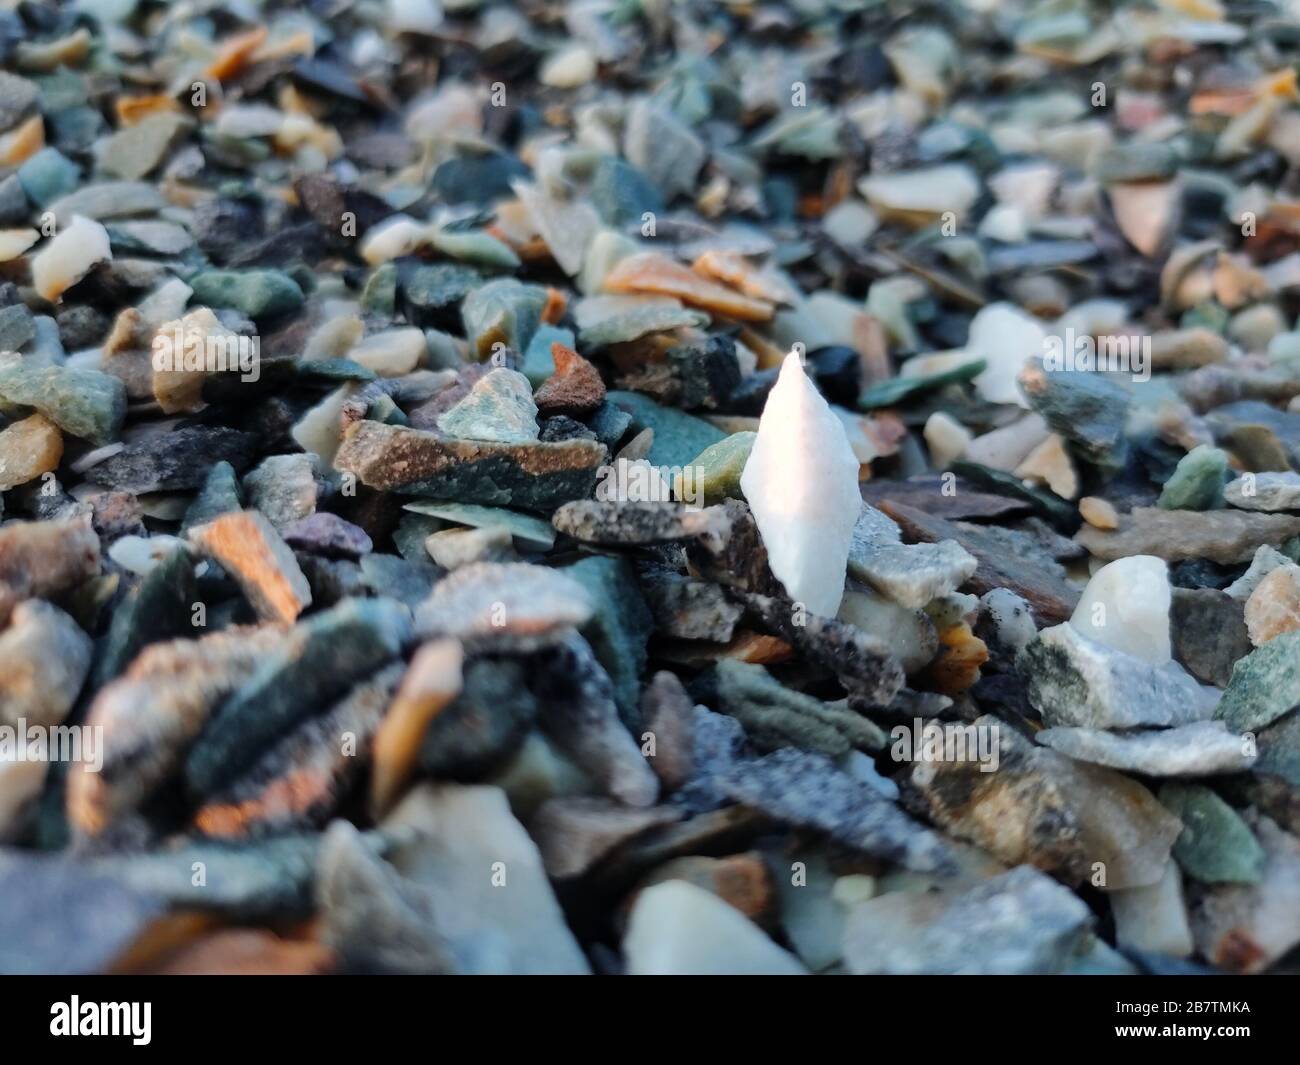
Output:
(1079, 496), (1120, 530)
(0, 413), (62, 491)
(1245, 565), (1300, 645)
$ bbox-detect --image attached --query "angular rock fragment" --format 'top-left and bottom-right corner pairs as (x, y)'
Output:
(1019, 623), (1213, 729)
(844, 866), (1094, 975)
(1036, 721), (1256, 777)
(333, 420), (607, 513)
(1190, 812), (1300, 974)
(1215, 631), (1300, 732)
(1160, 783), (1266, 886)
(623, 880), (805, 976)
(184, 599), (411, 795)
(70, 627), (272, 836)
(381, 783), (590, 975)
(718, 748), (955, 873)
(414, 561), (592, 650)
(1076, 506), (1300, 564)
(188, 510), (312, 625)
(0, 362), (125, 446)
(193, 665), (404, 839)
(741, 353), (861, 617)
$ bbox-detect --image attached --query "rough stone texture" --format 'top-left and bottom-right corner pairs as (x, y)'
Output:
(1191, 812), (1300, 973)
(881, 500), (1079, 625)
(1076, 506), (1300, 564)
(414, 561), (593, 650)
(1037, 721), (1256, 777)
(382, 784), (591, 975)
(437, 367), (539, 444)
(717, 748), (956, 873)
(1160, 783), (1266, 885)
(534, 343), (606, 417)
(1244, 564), (1300, 645)
(183, 599), (410, 795)
(0, 413), (62, 490)
(333, 419), (607, 514)
(1225, 470), (1300, 511)
(1019, 623), (1214, 729)
(1171, 587), (1253, 688)
(844, 866), (1094, 975)
(0, 363), (125, 445)
(1215, 631), (1300, 733)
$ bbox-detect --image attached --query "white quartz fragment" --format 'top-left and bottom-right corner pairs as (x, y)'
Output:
(1069, 554), (1171, 666)
(739, 352), (861, 617)
(964, 302), (1046, 408)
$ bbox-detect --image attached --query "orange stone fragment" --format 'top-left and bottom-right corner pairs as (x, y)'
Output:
(0, 115), (44, 166)
(0, 413), (63, 491)
(370, 639), (464, 815)
(604, 252), (776, 322)
(206, 26), (269, 82)
(187, 510), (311, 625)
(115, 94), (182, 126)
(916, 622), (989, 695)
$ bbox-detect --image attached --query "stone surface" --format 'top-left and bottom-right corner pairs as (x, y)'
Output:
(1157, 445), (1229, 511)
(1190, 812), (1300, 973)
(184, 599), (411, 795)
(0, 600), (92, 729)
(188, 510), (312, 625)
(189, 269), (304, 320)
(0, 413), (62, 490)
(534, 343), (605, 417)
(1170, 587), (1253, 688)
(437, 367), (539, 444)
(1160, 783), (1266, 885)
(1215, 631), (1300, 732)
(717, 748), (955, 873)
(1036, 721), (1255, 777)
(1076, 507), (1300, 564)
(843, 866), (1093, 975)
(1244, 564), (1300, 645)
(414, 561), (593, 650)
(30, 215), (111, 302)
(333, 420), (606, 513)
(0, 363), (125, 446)
(382, 784), (590, 975)
(1068, 555), (1171, 665)
(1225, 470), (1300, 512)
(623, 879), (805, 976)
(1019, 622), (1213, 729)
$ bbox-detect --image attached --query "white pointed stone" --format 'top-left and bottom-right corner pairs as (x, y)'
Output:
(623, 880), (807, 975)
(1069, 554), (1171, 666)
(739, 352), (861, 617)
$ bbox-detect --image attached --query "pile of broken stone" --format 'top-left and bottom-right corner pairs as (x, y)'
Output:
(0, 0), (1299, 975)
